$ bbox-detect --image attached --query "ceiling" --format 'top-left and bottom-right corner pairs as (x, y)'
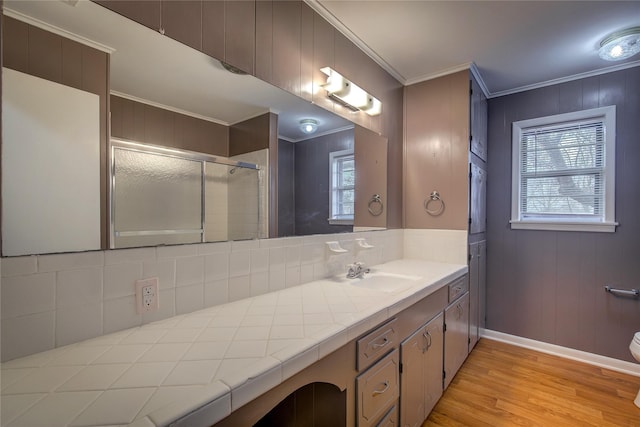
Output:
(312, 0), (640, 97)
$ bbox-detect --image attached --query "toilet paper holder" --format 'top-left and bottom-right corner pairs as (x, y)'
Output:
(604, 285), (639, 299)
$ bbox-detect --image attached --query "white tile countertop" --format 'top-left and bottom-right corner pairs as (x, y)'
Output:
(1, 259), (466, 427)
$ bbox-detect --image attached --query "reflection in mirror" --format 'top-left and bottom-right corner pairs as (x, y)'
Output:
(2, 0), (385, 256)
(279, 129), (355, 237)
(110, 140), (265, 249)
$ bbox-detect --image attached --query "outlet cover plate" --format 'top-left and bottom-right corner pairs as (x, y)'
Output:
(135, 277), (159, 314)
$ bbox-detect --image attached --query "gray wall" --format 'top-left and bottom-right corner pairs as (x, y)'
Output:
(284, 129), (353, 236)
(278, 139), (295, 237)
(487, 67), (640, 362)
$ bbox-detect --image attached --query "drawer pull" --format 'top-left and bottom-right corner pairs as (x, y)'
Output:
(372, 381), (390, 396)
(371, 336), (389, 350)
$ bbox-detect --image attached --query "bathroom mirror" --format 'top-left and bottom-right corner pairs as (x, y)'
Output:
(1, 0), (386, 256)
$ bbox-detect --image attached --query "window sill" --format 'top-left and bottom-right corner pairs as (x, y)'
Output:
(510, 220), (618, 233)
(328, 218), (354, 226)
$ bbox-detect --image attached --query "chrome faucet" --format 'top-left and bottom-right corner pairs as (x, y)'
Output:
(346, 262), (370, 279)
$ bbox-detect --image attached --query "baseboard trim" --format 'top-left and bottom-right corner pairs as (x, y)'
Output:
(480, 329), (640, 378)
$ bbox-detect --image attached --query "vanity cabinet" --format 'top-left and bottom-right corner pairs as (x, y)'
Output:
(400, 312), (444, 427)
(444, 291), (470, 389)
(209, 275), (467, 427)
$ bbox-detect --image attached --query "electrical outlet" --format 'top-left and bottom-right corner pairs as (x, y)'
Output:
(135, 277), (159, 314)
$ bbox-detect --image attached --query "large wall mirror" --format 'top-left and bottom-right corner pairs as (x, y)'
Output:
(1, 0), (387, 256)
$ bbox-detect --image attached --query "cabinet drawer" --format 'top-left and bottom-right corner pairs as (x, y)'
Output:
(357, 349), (400, 427)
(375, 403), (398, 427)
(357, 318), (398, 371)
(448, 275), (468, 302)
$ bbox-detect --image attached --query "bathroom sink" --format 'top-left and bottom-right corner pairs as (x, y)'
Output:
(346, 271), (422, 293)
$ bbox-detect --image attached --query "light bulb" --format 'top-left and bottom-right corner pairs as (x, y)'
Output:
(299, 119), (318, 134)
(599, 27), (640, 61)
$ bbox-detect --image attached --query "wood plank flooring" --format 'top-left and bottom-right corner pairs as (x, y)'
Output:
(424, 338), (640, 426)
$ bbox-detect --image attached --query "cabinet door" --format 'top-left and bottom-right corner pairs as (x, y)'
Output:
(94, 1), (161, 31)
(470, 76), (487, 161)
(468, 240), (487, 351)
(478, 240), (487, 330)
(400, 328), (425, 427)
(423, 313), (444, 415)
(444, 292), (469, 389)
(469, 163), (487, 234)
(161, 0), (202, 51)
(400, 312), (443, 427)
(468, 242), (480, 349)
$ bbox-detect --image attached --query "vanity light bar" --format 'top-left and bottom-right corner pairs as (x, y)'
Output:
(319, 67), (382, 116)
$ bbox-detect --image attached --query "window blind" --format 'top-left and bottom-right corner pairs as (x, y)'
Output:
(520, 119), (605, 218)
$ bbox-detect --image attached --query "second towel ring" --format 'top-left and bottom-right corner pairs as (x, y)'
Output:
(368, 194), (384, 216)
(424, 191), (445, 216)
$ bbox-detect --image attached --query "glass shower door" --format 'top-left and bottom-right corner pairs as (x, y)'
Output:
(112, 148), (203, 248)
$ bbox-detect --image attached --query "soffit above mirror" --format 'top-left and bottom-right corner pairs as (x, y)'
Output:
(4, 0), (351, 141)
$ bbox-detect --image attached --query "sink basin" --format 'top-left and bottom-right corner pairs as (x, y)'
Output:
(347, 271), (422, 293)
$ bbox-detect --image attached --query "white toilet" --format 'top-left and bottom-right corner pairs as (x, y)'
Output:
(630, 332), (640, 408)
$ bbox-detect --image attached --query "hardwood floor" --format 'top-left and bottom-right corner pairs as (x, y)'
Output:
(424, 338), (640, 426)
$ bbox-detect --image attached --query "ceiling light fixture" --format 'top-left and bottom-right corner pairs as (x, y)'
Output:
(299, 119), (318, 134)
(319, 67), (382, 116)
(598, 27), (640, 61)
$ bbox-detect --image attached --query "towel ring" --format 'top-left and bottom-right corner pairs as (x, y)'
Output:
(424, 191), (445, 216)
(368, 194), (384, 216)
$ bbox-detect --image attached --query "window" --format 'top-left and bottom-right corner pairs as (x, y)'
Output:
(329, 149), (355, 224)
(511, 106), (617, 232)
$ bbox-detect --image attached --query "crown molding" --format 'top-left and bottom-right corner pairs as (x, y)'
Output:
(110, 91), (230, 126)
(3, 7), (115, 54)
(279, 124), (355, 143)
(489, 60), (640, 98)
(304, 0), (406, 85)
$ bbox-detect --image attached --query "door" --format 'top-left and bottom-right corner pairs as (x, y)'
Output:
(444, 292), (469, 389)
(400, 313), (444, 427)
(469, 163), (487, 235)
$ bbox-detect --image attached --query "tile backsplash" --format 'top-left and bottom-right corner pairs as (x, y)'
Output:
(1, 229), (405, 361)
(403, 229), (468, 265)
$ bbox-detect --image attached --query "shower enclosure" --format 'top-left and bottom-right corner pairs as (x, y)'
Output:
(110, 139), (264, 249)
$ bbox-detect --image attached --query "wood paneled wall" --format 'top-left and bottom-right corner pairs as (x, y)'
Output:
(354, 126), (387, 230)
(403, 71), (470, 230)
(487, 67), (640, 362)
(110, 95), (229, 156)
(2, 16), (110, 249)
